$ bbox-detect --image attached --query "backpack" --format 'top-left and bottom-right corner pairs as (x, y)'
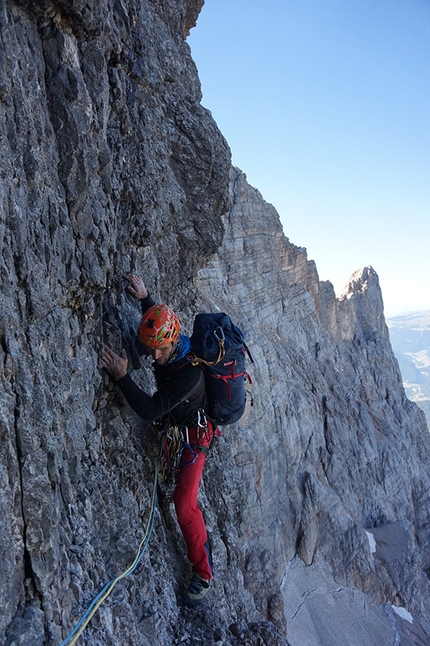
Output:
(190, 313), (253, 426)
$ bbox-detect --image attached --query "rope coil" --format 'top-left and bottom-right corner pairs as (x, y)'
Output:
(190, 340), (225, 367)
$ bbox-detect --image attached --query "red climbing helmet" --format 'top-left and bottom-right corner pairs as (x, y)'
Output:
(138, 304), (181, 348)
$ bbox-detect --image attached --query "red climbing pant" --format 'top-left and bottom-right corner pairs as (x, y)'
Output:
(173, 422), (215, 581)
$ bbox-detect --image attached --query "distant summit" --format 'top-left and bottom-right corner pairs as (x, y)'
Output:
(387, 311), (430, 428)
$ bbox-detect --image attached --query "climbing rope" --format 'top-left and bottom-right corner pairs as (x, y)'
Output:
(59, 462), (159, 646)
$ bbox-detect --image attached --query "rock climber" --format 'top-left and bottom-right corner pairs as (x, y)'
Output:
(101, 274), (215, 607)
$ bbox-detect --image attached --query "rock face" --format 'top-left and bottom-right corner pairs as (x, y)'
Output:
(197, 170), (430, 645)
(1, 2), (430, 646)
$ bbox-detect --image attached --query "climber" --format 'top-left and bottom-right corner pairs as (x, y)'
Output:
(101, 274), (215, 607)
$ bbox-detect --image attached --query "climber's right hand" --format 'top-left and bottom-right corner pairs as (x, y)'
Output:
(125, 274), (148, 300)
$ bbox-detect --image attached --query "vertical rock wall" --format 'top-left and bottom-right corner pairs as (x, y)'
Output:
(1, 2), (430, 646)
(0, 1), (232, 644)
(196, 169), (430, 645)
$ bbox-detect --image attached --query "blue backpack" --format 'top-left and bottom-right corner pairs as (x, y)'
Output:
(190, 313), (253, 426)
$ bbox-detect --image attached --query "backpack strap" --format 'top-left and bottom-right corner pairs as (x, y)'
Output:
(243, 343), (254, 363)
(164, 352), (194, 375)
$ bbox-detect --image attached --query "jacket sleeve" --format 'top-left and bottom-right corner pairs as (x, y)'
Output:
(140, 293), (156, 314)
(115, 365), (202, 422)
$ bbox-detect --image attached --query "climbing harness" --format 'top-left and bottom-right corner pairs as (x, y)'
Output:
(58, 461), (159, 646)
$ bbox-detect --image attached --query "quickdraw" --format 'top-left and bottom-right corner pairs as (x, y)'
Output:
(157, 415), (211, 497)
(157, 424), (185, 487)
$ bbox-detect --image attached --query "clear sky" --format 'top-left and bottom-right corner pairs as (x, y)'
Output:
(188, 0), (430, 317)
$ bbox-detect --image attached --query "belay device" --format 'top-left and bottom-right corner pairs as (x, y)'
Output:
(190, 312), (253, 426)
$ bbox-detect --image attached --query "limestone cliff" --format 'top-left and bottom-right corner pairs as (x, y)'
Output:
(1, 2), (430, 645)
(198, 170), (430, 645)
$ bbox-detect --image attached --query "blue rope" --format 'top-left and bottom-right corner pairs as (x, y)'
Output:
(59, 468), (158, 646)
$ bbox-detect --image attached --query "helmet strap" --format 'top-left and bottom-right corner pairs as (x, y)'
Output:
(166, 339), (179, 363)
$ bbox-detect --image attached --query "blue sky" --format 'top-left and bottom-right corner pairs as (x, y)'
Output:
(188, 0), (430, 317)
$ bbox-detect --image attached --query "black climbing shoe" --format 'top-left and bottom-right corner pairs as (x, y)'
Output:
(182, 573), (211, 607)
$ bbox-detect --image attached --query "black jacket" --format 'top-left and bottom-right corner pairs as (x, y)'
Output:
(116, 295), (205, 425)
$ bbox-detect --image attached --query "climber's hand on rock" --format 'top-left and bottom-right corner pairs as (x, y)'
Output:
(125, 274), (148, 300)
(102, 345), (128, 380)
